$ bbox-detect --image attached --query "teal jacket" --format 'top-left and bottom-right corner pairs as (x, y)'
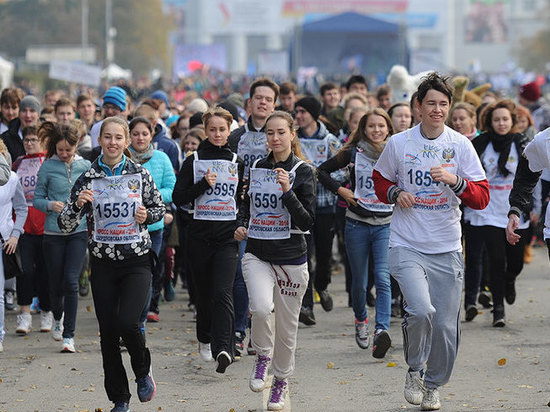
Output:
(141, 150), (176, 232)
(34, 154), (91, 234)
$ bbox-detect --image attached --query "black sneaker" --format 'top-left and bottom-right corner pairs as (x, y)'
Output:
(372, 329), (392, 359)
(299, 306), (316, 326)
(492, 305), (505, 327)
(478, 290), (493, 308)
(505, 281), (516, 305)
(110, 401), (130, 412)
(216, 351), (232, 373)
(319, 290), (333, 312)
(465, 305), (478, 322)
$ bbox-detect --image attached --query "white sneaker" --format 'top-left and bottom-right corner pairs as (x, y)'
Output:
(250, 354), (271, 392)
(198, 342), (213, 362)
(61, 337), (75, 353)
(354, 318), (369, 349)
(267, 377), (288, 411)
(404, 370), (425, 405)
(40, 311), (53, 332)
(421, 387), (441, 410)
(16, 312), (32, 335)
(0, 341), (3, 352)
(4, 290), (15, 310)
(52, 319), (64, 341)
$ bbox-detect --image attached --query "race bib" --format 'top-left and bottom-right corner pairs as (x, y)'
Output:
(16, 156), (43, 206)
(247, 161), (303, 240)
(300, 137), (330, 167)
(92, 174), (142, 244)
(193, 153), (238, 221)
(237, 125), (268, 179)
(354, 150), (393, 212)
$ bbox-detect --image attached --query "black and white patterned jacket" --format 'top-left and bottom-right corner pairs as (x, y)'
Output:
(58, 157), (165, 261)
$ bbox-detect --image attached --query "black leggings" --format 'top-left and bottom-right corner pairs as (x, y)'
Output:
(91, 253), (152, 403)
(473, 225), (528, 307)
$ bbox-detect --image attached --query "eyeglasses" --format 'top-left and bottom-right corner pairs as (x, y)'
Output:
(23, 138), (39, 144)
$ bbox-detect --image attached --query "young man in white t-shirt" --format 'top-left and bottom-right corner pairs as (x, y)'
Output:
(373, 72), (490, 411)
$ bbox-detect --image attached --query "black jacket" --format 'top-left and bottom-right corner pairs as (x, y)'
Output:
(236, 152), (316, 262)
(1, 118), (25, 161)
(508, 150), (542, 218)
(228, 117), (265, 153)
(318, 146), (392, 219)
(172, 139), (244, 243)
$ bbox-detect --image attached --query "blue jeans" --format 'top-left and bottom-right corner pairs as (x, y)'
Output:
(43, 232), (88, 339)
(345, 218), (391, 331)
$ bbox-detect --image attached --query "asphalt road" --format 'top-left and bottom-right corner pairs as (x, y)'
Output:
(1, 246), (550, 411)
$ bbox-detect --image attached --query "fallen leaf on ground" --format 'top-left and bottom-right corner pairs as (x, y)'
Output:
(497, 358), (506, 366)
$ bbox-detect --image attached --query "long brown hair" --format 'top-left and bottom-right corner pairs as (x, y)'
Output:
(341, 108), (393, 157)
(480, 99), (517, 134)
(265, 110), (307, 161)
(38, 121), (80, 158)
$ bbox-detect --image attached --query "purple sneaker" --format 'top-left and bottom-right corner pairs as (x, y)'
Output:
(267, 377), (288, 411)
(136, 367), (156, 402)
(249, 354), (271, 392)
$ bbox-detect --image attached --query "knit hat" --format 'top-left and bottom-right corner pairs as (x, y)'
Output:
(227, 92), (245, 109)
(187, 98), (209, 114)
(217, 100), (239, 123)
(20, 96), (41, 113)
(151, 90), (169, 107)
(296, 96), (322, 120)
(189, 112), (204, 129)
(103, 86), (127, 111)
(519, 81), (541, 102)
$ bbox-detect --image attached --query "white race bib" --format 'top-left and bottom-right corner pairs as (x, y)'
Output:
(237, 125), (268, 179)
(247, 160), (304, 240)
(16, 156), (43, 207)
(354, 150), (393, 213)
(299, 135), (331, 167)
(193, 153), (238, 221)
(92, 174), (142, 244)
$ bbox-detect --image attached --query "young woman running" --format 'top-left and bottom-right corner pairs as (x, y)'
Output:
(33, 121), (90, 353)
(465, 99), (532, 326)
(58, 116), (165, 412)
(172, 107), (244, 374)
(318, 108), (394, 358)
(234, 110), (316, 411)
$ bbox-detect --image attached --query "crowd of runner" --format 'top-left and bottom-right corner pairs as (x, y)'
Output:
(0, 69), (549, 412)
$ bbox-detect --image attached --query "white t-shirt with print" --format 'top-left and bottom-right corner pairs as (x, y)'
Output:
(374, 124), (486, 254)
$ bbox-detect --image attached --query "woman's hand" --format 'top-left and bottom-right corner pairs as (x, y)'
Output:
(135, 205), (148, 224)
(506, 214), (521, 245)
(234, 226), (247, 241)
(205, 168), (217, 187)
(52, 201), (65, 213)
(396, 191), (416, 208)
(337, 187), (358, 207)
(3, 236), (18, 255)
(77, 189), (94, 208)
(274, 168), (291, 193)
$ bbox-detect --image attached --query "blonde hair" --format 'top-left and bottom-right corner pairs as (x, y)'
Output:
(202, 107), (233, 129)
(0, 140), (8, 159)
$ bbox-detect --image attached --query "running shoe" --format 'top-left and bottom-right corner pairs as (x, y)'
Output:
(478, 289), (492, 308)
(267, 377), (288, 411)
(318, 290), (333, 312)
(30, 297), (41, 314)
(354, 318), (369, 349)
(215, 351), (231, 374)
(250, 354), (271, 392)
(372, 329), (391, 358)
(199, 342), (213, 362)
(505, 281), (516, 305)
(492, 305), (506, 327)
(110, 401), (130, 412)
(465, 305), (478, 322)
(0, 341), (3, 352)
(298, 306), (316, 326)
(61, 338), (76, 353)
(404, 369), (425, 405)
(16, 312), (32, 335)
(235, 332), (244, 359)
(136, 367), (156, 402)
(146, 312), (159, 322)
(421, 387), (441, 410)
(52, 318), (64, 341)
(4, 290), (15, 311)
(164, 282), (175, 302)
(40, 311), (53, 332)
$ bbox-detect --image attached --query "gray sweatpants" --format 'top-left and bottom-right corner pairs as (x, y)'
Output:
(389, 246), (463, 389)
